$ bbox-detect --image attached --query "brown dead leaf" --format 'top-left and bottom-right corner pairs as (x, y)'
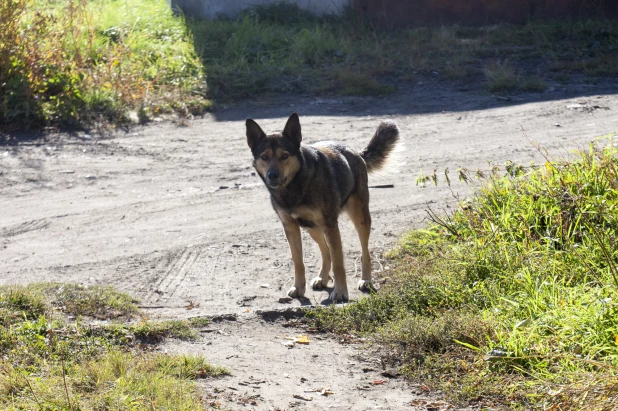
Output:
(372, 379), (387, 385)
(420, 383), (432, 392)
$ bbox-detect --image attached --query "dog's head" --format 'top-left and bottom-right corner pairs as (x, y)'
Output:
(246, 113), (302, 189)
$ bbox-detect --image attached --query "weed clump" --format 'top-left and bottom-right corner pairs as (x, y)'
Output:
(484, 60), (546, 92)
(310, 137), (618, 409)
(38, 283), (139, 319)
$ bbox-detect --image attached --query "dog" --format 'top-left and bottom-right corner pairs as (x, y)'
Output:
(246, 113), (400, 302)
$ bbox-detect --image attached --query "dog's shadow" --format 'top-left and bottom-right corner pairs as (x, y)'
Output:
(317, 286), (375, 306)
(297, 296), (313, 306)
(315, 285), (340, 306)
(279, 286), (376, 306)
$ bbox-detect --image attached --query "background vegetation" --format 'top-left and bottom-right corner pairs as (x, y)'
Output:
(1, 1), (617, 127)
(191, 4), (618, 100)
(0, 0), (208, 127)
(310, 136), (618, 410)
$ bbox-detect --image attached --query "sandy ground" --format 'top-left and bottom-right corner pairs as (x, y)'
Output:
(2, 82), (617, 409)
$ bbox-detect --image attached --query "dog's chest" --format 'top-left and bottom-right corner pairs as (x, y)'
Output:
(286, 206), (323, 229)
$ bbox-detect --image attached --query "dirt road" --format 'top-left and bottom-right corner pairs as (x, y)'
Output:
(2, 83), (617, 409)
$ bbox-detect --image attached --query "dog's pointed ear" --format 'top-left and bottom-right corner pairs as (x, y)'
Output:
(282, 112), (302, 147)
(246, 119), (266, 151)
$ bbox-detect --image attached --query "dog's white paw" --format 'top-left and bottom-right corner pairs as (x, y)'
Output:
(287, 284), (306, 298)
(310, 276), (329, 289)
(330, 287), (349, 302)
(358, 280), (375, 292)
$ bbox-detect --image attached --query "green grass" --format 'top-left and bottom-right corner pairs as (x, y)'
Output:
(105, 318), (203, 343)
(0, 283), (225, 410)
(191, 6), (617, 101)
(310, 136), (618, 409)
(484, 60), (547, 93)
(0, 0), (209, 127)
(39, 283), (139, 319)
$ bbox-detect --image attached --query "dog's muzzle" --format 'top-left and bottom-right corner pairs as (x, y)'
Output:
(266, 170), (282, 187)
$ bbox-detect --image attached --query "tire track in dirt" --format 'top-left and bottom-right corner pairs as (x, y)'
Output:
(0, 219), (50, 238)
(146, 246), (201, 301)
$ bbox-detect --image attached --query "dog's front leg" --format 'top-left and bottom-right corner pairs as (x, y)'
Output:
(324, 224), (349, 302)
(283, 222), (306, 298)
(307, 228), (331, 289)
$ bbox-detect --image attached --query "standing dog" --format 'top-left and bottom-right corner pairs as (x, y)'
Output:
(246, 113), (400, 302)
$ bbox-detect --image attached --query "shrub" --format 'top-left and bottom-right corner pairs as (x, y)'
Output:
(0, 0), (206, 127)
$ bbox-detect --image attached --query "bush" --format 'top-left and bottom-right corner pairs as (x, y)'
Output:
(0, 0), (207, 127)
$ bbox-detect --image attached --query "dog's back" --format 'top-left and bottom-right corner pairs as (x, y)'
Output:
(300, 120), (401, 215)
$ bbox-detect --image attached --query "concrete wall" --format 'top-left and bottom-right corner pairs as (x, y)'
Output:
(172, 0), (350, 19)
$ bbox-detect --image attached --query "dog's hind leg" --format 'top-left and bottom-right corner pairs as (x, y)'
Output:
(283, 222), (306, 298)
(307, 228), (331, 289)
(345, 195), (374, 292)
(324, 224), (349, 302)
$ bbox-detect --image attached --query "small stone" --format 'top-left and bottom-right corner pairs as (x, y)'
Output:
(381, 368), (399, 378)
(127, 111), (140, 123)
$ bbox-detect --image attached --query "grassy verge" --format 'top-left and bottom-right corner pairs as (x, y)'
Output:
(0, 283), (225, 410)
(191, 5), (617, 100)
(0, 0), (209, 127)
(310, 136), (618, 409)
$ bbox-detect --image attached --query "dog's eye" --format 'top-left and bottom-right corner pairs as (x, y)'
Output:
(260, 154), (269, 161)
(281, 153), (289, 160)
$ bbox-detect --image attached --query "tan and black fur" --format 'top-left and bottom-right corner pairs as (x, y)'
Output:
(246, 113), (400, 302)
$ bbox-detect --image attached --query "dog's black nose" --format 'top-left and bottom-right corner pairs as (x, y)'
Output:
(267, 170), (280, 181)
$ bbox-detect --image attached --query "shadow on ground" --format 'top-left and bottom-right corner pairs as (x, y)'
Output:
(212, 80), (618, 122)
(2, 80), (617, 145)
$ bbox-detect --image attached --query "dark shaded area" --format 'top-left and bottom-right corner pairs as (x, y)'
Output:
(256, 307), (309, 321)
(185, 3), (618, 121)
(356, 0), (618, 28)
(211, 80), (618, 122)
(1, 80), (617, 141)
(0, 126), (120, 146)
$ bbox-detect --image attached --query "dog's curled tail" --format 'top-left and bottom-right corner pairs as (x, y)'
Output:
(361, 120), (402, 174)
